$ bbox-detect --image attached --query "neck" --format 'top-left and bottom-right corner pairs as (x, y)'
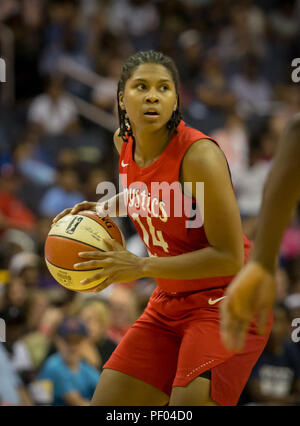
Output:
(131, 124), (174, 167)
(68, 360), (79, 371)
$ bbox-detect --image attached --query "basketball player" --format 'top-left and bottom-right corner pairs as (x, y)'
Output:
(53, 51), (272, 406)
(221, 114), (300, 352)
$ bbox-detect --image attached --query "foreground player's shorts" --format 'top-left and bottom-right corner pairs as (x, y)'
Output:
(103, 286), (273, 406)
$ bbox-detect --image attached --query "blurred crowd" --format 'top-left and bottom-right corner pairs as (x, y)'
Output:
(0, 0), (300, 406)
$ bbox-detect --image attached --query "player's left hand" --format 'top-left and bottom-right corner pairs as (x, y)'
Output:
(74, 239), (145, 292)
(220, 261), (275, 352)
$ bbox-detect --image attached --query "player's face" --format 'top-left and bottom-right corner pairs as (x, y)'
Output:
(119, 63), (178, 131)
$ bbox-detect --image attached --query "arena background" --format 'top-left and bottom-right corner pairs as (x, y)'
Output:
(0, 0), (300, 406)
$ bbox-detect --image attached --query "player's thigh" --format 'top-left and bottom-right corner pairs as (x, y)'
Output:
(102, 313), (181, 399)
(169, 376), (218, 406)
(91, 369), (169, 406)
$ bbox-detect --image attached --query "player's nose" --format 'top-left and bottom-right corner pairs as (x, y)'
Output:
(145, 90), (159, 103)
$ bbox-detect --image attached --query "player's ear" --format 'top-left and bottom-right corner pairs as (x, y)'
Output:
(118, 92), (126, 111)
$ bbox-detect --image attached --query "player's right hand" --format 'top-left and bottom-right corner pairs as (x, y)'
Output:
(52, 201), (97, 223)
(220, 261), (275, 352)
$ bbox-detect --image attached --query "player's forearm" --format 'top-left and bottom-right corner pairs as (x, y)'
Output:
(142, 246), (242, 280)
(251, 116), (300, 272)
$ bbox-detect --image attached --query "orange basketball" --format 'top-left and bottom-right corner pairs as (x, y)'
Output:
(44, 211), (125, 292)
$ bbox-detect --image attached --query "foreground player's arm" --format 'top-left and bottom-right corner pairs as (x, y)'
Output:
(142, 139), (244, 279)
(221, 115), (300, 351)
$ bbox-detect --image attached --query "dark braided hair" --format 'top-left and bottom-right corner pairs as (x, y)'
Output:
(117, 50), (182, 142)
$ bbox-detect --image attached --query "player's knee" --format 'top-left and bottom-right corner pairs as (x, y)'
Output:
(169, 394), (217, 406)
(169, 378), (218, 406)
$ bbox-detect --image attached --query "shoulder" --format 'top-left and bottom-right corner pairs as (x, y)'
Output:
(182, 138), (228, 179)
(178, 121), (208, 140)
(113, 128), (124, 154)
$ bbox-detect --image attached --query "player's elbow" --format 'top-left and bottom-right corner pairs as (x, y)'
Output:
(223, 250), (244, 275)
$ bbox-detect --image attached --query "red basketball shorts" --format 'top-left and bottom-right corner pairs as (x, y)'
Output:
(103, 286), (273, 406)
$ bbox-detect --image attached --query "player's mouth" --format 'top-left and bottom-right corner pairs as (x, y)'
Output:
(144, 110), (160, 121)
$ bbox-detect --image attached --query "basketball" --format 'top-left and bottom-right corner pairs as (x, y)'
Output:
(44, 211), (125, 292)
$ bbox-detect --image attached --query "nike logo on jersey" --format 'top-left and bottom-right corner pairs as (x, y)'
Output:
(121, 160), (129, 167)
(208, 296), (226, 305)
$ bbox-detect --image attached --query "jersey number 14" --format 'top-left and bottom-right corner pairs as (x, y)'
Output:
(132, 213), (169, 253)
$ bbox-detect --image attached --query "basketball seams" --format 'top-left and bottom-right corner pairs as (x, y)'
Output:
(45, 235), (105, 269)
(45, 257), (102, 272)
(46, 234), (106, 252)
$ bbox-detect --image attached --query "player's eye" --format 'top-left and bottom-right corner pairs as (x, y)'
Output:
(160, 85), (169, 91)
(137, 83), (146, 90)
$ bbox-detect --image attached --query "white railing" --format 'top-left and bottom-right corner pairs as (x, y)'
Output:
(0, 23), (15, 105)
(57, 57), (118, 132)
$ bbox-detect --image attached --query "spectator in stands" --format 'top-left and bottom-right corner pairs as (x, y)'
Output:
(196, 54), (236, 111)
(107, 0), (160, 50)
(39, 167), (84, 217)
(10, 306), (64, 389)
(57, 148), (79, 169)
(217, 3), (267, 67)
(211, 111), (248, 185)
(177, 29), (203, 91)
(28, 76), (80, 137)
(234, 131), (273, 238)
(83, 168), (110, 203)
(0, 164), (36, 234)
(107, 286), (139, 344)
(38, 317), (100, 406)
(79, 299), (117, 368)
(0, 277), (29, 352)
(39, 0), (93, 96)
(269, 0), (299, 41)
(9, 252), (41, 289)
(0, 343), (33, 406)
(244, 304), (300, 405)
(230, 54), (272, 119)
(14, 132), (56, 188)
(92, 57), (122, 113)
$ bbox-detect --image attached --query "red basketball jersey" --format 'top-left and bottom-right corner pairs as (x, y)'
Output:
(119, 120), (251, 292)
